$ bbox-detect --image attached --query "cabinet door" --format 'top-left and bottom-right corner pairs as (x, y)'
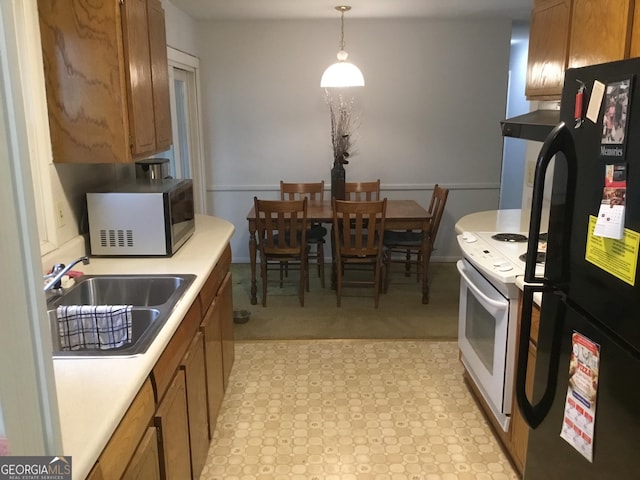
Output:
(219, 273), (235, 390)
(147, 0), (172, 151)
(181, 332), (209, 478)
(526, 0), (573, 99)
(85, 463), (104, 480)
(201, 296), (224, 439)
(155, 370), (191, 480)
(121, 427), (161, 480)
(510, 300), (541, 473)
(629, 1), (640, 57)
(97, 378), (155, 480)
(568, 0), (633, 69)
(37, 0), (130, 163)
(121, 0), (156, 156)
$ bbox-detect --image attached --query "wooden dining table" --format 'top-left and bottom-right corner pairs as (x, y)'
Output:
(246, 199), (433, 305)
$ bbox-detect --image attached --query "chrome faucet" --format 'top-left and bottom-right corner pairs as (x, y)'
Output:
(44, 256), (90, 292)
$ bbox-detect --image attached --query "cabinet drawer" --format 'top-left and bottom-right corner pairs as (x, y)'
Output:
(152, 300), (202, 401)
(199, 245), (231, 309)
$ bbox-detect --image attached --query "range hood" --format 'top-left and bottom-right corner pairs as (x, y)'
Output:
(500, 109), (561, 142)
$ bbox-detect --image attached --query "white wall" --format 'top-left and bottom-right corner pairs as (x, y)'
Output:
(162, 0), (198, 54)
(196, 17), (512, 262)
(500, 22), (530, 209)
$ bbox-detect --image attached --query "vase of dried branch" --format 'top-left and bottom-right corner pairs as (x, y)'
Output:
(331, 161), (346, 201)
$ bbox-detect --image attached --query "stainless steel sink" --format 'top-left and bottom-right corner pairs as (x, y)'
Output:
(48, 274), (196, 357)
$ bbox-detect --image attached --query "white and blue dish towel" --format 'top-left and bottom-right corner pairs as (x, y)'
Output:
(56, 305), (133, 351)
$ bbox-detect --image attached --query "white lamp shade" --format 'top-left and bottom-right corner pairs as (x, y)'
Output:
(321, 61), (365, 88)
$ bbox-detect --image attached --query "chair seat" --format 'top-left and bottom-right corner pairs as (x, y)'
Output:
(308, 224), (328, 242)
(383, 230), (423, 246)
(277, 224), (327, 244)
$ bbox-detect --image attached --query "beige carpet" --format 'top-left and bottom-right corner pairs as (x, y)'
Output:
(231, 262), (459, 341)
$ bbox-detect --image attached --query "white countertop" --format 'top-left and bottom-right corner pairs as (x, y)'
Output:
(51, 214), (234, 480)
(454, 208), (532, 235)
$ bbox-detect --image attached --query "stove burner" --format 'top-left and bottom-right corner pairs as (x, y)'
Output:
(492, 233), (528, 243)
(519, 252), (547, 264)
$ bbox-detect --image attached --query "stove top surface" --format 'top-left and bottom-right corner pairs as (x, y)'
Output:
(491, 232), (528, 243)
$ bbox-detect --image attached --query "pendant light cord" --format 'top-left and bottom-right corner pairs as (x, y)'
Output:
(340, 10), (345, 51)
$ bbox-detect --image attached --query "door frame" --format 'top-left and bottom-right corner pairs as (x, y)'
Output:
(167, 47), (206, 214)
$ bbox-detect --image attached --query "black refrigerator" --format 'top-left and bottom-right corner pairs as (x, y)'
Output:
(517, 57), (640, 479)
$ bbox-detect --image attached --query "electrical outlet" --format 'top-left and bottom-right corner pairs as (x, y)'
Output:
(55, 200), (66, 228)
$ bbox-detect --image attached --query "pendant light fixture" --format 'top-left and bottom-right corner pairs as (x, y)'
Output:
(320, 6), (364, 88)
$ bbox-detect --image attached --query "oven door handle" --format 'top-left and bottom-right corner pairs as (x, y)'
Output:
(456, 260), (506, 311)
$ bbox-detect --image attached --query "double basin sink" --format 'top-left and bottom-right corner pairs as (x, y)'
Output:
(48, 274), (196, 357)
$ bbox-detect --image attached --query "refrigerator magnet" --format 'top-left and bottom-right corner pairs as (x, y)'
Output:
(600, 77), (632, 159)
(594, 163), (627, 240)
(559, 331), (601, 463)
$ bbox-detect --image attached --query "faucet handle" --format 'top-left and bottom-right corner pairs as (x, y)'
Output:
(50, 263), (65, 274)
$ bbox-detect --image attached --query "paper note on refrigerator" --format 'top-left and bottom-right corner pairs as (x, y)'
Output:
(560, 331), (600, 463)
(594, 164), (626, 240)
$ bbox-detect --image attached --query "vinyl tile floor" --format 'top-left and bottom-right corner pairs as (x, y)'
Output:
(199, 340), (518, 480)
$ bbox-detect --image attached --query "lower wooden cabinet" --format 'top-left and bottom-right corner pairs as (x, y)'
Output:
(201, 293), (225, 439)
(155, 370), (192, 480)
(121, 427), (161, 480)
(181, 332), (209, 477)
(94, 379), (156, 480)
(219, 273), (235, 390)
(509, 297), (541, 473)
(85, 245), (234, 480)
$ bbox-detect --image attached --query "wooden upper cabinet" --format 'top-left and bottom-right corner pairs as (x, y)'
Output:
(568, 0), (634, 69)
(122, 0), (156, 157)
(630, 1), (640, 57)
(525, 0), (573, 99)
(38, 0), (130, 163)
(38, 0), (172, 163)
(526, 0), (639, 100)
(147, 0), (172, 152)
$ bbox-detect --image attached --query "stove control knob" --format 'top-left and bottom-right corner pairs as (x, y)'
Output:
(496, 263), (513, 272)
(461, 232), (477, 243)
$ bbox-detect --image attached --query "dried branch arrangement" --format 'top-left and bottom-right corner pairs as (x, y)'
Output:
(326, 91), (359, 166)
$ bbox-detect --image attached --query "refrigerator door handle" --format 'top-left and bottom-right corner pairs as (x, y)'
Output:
(525, 121), (577, 284)
(515, 284), (566, 429)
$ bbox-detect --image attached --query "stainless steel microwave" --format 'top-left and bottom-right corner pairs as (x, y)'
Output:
(87, 179), (195, 257)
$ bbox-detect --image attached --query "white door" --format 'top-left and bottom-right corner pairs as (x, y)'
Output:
(158, 48), (206, 214)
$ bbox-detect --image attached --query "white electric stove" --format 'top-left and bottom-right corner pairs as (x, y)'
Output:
(456, 229), (545, 431)
(457, 232), (546, 298)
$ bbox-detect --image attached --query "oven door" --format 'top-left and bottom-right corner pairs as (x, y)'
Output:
(457, 258), (515, 431)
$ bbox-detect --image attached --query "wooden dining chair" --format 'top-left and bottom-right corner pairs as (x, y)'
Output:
(344, 179), (381, 200)
(254, 197), (309, 307)
(383, 184), (449, 303)
(332, 198), (387, 308)
(280, 181), (327, 288)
